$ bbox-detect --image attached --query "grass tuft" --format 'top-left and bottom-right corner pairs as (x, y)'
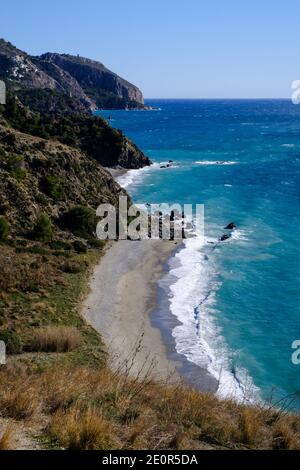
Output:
(27, 326), (82, 353)
(0, 427), (14, 450)
(48, 407), (116, 450)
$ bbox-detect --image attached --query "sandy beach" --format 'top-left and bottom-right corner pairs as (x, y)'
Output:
(82, 239), (182, 382)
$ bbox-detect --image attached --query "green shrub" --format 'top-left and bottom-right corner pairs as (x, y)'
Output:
(40, 176), (64, 200)
(0, 330), (23, 354)
(49, 240), (72, 251)
(52, 250), (71, 258)
(16, 239), (27, 247)
(10, 167), (26, 181)
(88, 238), (105, 249)
(61, 261), (84, 273)
(32, 214), (53, 242)
(61, 206), (97, 239)
(36, 193), (48, 206)
(0, 217), (10, 241)
(73, 240), (87, 254)
(6, 154), (24, 171)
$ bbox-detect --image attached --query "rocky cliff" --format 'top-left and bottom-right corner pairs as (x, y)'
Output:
(38, 53), (144, 109)
(0, 39), (145, 113)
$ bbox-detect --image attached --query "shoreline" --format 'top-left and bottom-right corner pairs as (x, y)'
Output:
(82, 238), (218, 392)
(89, 166), (219, 392)
(82, 239), (182, 383)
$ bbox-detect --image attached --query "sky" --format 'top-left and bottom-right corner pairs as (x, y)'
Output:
(1, 0), (300, 98)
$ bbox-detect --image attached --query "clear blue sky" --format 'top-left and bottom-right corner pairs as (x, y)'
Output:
(1, 0), (299, 98)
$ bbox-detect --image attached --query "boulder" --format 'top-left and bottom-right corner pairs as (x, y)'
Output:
(224, 222), (236, 230)
(220, 234), (231, 241)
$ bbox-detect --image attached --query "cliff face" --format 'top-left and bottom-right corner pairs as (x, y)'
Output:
(39, 53), (144, 109)
(31, 58), (95, 109)
(0, 39), (145, 113)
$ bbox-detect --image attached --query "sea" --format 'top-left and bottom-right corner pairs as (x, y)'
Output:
(97, 99), (300, 408)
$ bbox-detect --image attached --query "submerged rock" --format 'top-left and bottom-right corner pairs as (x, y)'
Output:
(220, 234), (231, 241)
(224, 222), (236, 230)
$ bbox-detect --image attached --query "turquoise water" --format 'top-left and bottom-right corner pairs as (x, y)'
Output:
(98, 100), (300, 406)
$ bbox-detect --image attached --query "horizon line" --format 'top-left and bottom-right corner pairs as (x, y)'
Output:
(144, 97), (291, 101)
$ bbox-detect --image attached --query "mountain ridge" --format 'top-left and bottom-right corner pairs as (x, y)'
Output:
(0, 39), (145, 113)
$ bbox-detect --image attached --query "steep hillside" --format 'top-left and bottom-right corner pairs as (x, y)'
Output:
(0, 121), (126, 235)
(0, 94), (151, 168)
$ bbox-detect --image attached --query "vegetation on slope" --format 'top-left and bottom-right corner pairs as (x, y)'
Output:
(0, 93), (151, 168)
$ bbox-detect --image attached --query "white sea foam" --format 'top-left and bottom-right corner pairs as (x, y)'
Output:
(160, 230), (260, 403)
(195, 161), (238, 166)
(230, 229), (249, 242)
(115, 163), (160, 188)
(281, 143), (295, 148)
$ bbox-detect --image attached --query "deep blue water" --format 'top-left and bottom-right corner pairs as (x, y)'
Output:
(97, 100), (300, 406)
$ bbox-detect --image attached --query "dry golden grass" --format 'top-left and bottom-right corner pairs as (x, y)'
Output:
(48, 407), (116, 450)
(27, 326), (81, 353)
(40, 368), (93, 413)
(1, 363), (300, 450)
(272, 417), (300, 450)
(239, 408), (264, 446)
(0, 426), (14, 450)
(0, 369), (40, 420)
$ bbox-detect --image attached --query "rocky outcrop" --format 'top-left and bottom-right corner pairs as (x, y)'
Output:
(106, 138), (151, 169)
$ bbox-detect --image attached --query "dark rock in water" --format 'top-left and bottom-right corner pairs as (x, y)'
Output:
(220, 234), (231, 241)
(224, 222), (236, 230)
(168, 160), (173, 163)
(160, 165), (167, 169)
